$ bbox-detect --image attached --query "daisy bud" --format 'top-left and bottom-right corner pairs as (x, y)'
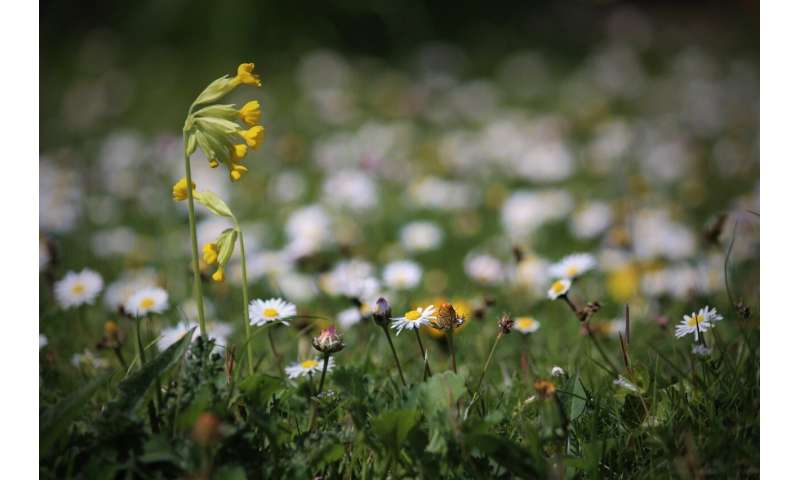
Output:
(373, 297), (392, 327)
(192, 412), (222, 446)
(312, 326), (345, 354)
(498, 313), (514, 335)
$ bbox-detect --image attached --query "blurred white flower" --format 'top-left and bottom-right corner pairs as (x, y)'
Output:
(336, 307), (363, 330)
(71, 349), (110, 369)
(320, 259), (379, 299)
(570, 202), (613, 239)
(548, 253), (596, 279)
(276, 272), (319, 303)
(270, 170), (307, 203)
(91, 227), (138, 258)
(692, 344), (713, 357)
(501, 190), (573, 240)
(39, 334), (48, 349)
(512, 316), (540, 334)
(399, 221), (443, 252)
(511, 256), (550, 293)
(178, 297), (216, 323)
(248, 298), (297, 327)
(104, 268), (159, 311)
(157, 321), (231, 351)
(39, 238), (51, 272)
(631, 209), (696, 260)
(322, 170), (378, 210)
(464, 253), (506, 285)
(383, 260), (423, 290)
(285, 205), (332, 259)
(551, 366), (566, 377)
(409, 177), (477, 211)
(55, 269), (104, 309)
(547, 278), (572, 300)
(39, 158), (83, 234)
(125, 287), (169, 317)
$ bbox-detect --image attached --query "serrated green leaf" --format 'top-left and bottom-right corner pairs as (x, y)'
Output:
(106, 328), (195, 415)
(40, 372), (111, 457)
(372, 409), (420, 451)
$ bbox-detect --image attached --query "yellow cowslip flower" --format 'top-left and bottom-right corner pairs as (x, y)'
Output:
(239, 126), (265, 149)
(209, 159), (220, 169)
(212, 268), (225, 282)
(172, 177), (195, 201)
(230, 164), (248, 181)
(234, 63), (261, 87)
(239, 100), (261, 126)
(202, 243), (219, 265)
(231, 144), (248, 163)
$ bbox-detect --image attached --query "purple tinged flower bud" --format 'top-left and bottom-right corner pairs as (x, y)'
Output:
(312, 326), (345, 354)
(373, 297), (392, 327)
(498, 313), (514, 335)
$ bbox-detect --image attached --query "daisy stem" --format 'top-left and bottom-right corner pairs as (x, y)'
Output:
(267, 327), (283, 374)
(382, 325), (407, 386)
(446, 329), (458, 374)
(147, 315), (164, 411)
(182, 128), (207, 338)
(235, 223), (254, 375)
(134, 316), (146, 369)
(414, 327), (432, 380)
(475, 332), (502, 395)
(318, 353), (330, 394)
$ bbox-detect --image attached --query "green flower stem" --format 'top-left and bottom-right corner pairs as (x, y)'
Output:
(318, 353), (331, 394)
(147, 315), (164, 410)
(267, 327), (283, 374)
(475, 332), (502, 394)
(182, 128), (207, 337)
(235, 222), (254, 375)
(446, 330), (458, 374)
(382, 325), (407, 386)
(134, 316), (146, 369)
(414, 327), (432, 380)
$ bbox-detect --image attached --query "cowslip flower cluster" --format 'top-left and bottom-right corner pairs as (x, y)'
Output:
(202, 228), (238, 282)
(183, 63), (265, 181)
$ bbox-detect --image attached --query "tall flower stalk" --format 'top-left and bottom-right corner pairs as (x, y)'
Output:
(372, 298), (407, 387)
(175, 63), (264, 338)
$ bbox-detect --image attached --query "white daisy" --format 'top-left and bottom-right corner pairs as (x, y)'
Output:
(285, 357), (334, 379)
(399, 221), (443, 252)
(464, 253), (506, 285)
(390, 305), (436, 334)
(674, 306), (723, 340)
(512, 316), (541, 334)
(383, 260), (423, 290)
(548, 253), (596, 279)
(551, 366), (566, 377)
(54, 269), (104, 309)
(124, 287), (169, 317)
(547, 278), (572, 300)
(248, 298), (297, 326)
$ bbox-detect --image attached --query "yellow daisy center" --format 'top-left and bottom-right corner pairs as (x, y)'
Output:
(566, 265), (578, 277)
(139, 297), (155, 309)
(263, 307), (279, 318)
(687, 314), (705, 327)
(71, 283), (85, 295)
(517, 317), (534, 328)
(552, 281), (565, 294)
(404, 310), (422, 321)
(300, 359), (318, 369)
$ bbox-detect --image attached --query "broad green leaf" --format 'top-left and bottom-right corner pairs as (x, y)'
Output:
(40, 372), (111, 457)
(417, 371), (466, 413)
(464, 433), (540, 478)
(239, 374), (285, 409)
(106, 327), (195, 415)
(195, 191), (234, 218)
(372, 409), (420, 451)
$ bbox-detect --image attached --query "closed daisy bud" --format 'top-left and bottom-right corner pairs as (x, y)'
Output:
(202, 243), (219, 265)
(372, 297), (392, 327)
(172, 177), (195, 202)
(239, 125), (265, 149)
(234, 63), (261, 87)
(239, 100), (261, 126)
(312, 326), (345, 354)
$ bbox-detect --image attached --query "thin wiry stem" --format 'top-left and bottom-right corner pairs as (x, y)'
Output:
(446, 330), (458, 374)
(475, 332), (502, 395)
(318, 354), (330, 394)
(414, 327), (432, 380)
(182, 129), (207, 337)
(382, 325), (407, 386)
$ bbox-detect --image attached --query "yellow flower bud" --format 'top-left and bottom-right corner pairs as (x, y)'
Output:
(238, 100), (261, 126)
(229, 164), (248, 181)
(212, 268), (225, 282)
(231, 144), (248, 163)
(202, 243), (219, 265)
(239, 126), (265, 149)
(172, 177), (195, 202)
(234, 63), (261, 87)
(209, 159), (220, 168)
